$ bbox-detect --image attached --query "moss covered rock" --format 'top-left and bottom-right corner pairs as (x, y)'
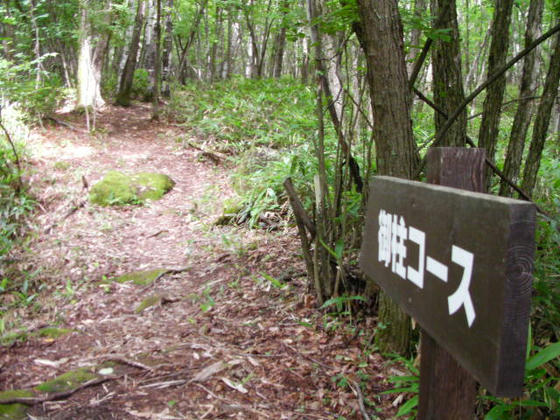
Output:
(35, 327), (72, 339)
(35, 368), (97, 394)
(135, 295), (162, 313)
(0, 389), (33, 419)
(89, 170), (175, 206)
(111, 269), (167, 286)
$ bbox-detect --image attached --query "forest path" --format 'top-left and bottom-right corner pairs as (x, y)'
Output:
(1, 104), (394, 419)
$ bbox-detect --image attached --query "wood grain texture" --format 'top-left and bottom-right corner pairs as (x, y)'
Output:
(418, 148), (483, 420)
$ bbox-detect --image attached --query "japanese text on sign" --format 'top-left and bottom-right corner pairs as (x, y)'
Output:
(377, 209), (476, 327)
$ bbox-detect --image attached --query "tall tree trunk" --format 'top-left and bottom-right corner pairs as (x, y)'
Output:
(521, 29), (560, 197)
(209, 6), (222, 81)
(152, 0), (161, 120)
(161, 0), (173, 97)
(406, 0), (426, 76)
(77, 2), (108, 110)
(223, 9), (234, 78)
(176, 0), (207, 83)
(477, 0), (514, 188)
(306, 0), (335, 303)
(139, 1), (154, 70)
(1, 3), (15, 61)
(29, 0), (43, 89)
(300, 32), (310, 84)
(354, 0), (418, 355)
(272, 0), (289, 78)
(431, 0), (467, 146)
(116, 0), (144, 106)
(500, 0), (544, 196)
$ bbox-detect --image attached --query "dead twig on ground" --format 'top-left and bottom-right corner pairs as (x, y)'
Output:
(45, 198), (88, 234)
(194, 383), (272, 418)
(349, 379), (371, 420)
(146, 229), (169, 238)
(45, 116), (88, 134)
(88, 355), (155, 373)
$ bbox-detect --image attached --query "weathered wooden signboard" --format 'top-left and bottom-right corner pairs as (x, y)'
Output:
(360, 176), (535, 397)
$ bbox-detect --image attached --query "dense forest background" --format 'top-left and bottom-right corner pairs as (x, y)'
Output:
(1, 0), (559, 418)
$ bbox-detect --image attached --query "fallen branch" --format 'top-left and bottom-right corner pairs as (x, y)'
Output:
(0, 376), (118, 406)
(349, 379), (371, 420)
(194, 383), (271, 418)
(45, 198), (88, 234)
(45, 116), (88, 134)
(89, 355), (155, 373)
(199, 151), (222, 165)
(184, 140), (228, 164)
(146, 229), (169, 239)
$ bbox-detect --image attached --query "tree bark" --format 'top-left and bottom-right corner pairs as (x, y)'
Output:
(222, 8), (234, 78)
(354, 0), (418, 355)
(151, 0), (161, 120)
(430, 0), (467, 146)
(76, 1), (108, 110)
(116, 0), (144, 107)
(161, 0), (173, 97)
(477, 0), (514, 189)
(406, 0), (426, 77)
(521, 30), (560, 197)
(500, 0), (544, 196)
(177, 0), (207, 83)
(272, 0), (289, 78)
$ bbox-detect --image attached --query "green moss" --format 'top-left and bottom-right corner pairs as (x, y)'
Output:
(35, 368), (97, 394)
(53, 161), (70, 170)
(0, 389), (33, 420)
(89, 171), (175, 206)
(34, 327), (72, 339)
(133, 172), (175, 201)
(135, 295), (162, 313)
(0, 331), (28, 347)
(112, 269), (167, 286)
(89, 171), (136, 206)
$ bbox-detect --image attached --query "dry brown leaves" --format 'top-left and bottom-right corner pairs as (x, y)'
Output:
(0, 104), (399, 419)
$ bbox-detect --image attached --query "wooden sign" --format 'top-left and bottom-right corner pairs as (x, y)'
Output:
(360, 176), (535, 397)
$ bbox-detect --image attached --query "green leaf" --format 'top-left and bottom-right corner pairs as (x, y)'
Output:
(319, 238), (338, 260)
(334, 239), (344, 260)
(526, 342), (560, 371)
(484, 404), (511, 420)
(396, 395), (418, 417)
(380, 386), (418, 395)
(526, 324), (532, 361)
(320, 295), (366, 310)
(260, 272), (287, 289)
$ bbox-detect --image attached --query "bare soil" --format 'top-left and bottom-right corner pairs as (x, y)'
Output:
(0, 104), (400, 419)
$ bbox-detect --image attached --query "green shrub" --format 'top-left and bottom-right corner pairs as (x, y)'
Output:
(131, 68), (152, 102)
(0, 56), (63, 121)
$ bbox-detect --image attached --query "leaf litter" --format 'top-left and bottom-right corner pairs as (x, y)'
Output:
(0, 103), (399, 419)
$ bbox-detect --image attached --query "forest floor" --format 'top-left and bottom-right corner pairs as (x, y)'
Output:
(0, 103), (400, 419)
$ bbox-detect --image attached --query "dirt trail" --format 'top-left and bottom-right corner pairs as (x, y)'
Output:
(0, 104), (396, 419)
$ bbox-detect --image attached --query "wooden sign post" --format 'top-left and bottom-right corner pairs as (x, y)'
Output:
(419, 148), (484, 418)
(359, 148), (535, 418)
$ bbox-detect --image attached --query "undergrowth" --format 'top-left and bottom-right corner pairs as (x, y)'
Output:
(0, 105), (32, 258)
(169, 77), (323, 227)
(168, 76), (560, 419)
